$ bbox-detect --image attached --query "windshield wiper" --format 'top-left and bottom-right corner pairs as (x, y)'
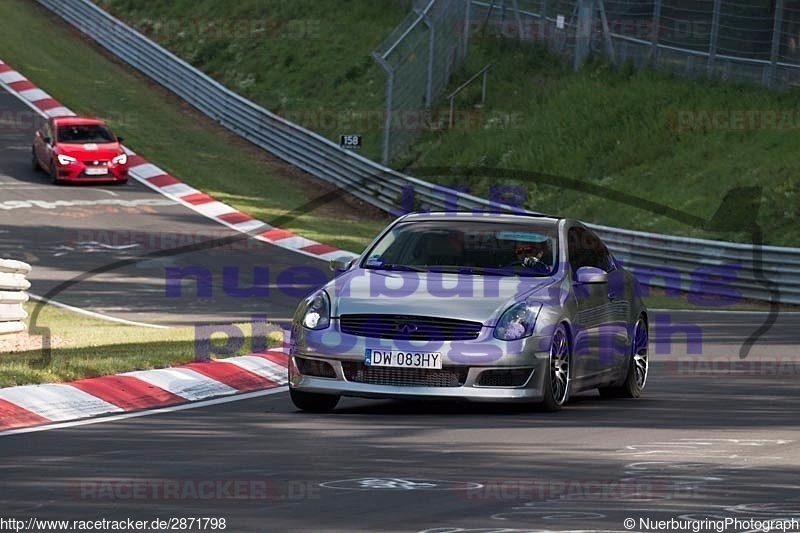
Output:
(366, 263), (427, 272)
(479, 266), (552, 277)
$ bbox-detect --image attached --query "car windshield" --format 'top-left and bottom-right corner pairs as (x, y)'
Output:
(361, 219), (559, 276)
(56, 124), (116, 144)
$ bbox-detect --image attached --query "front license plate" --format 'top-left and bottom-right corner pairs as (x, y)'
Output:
(85, 167), (108, 176)
(365, 349), (442, 369)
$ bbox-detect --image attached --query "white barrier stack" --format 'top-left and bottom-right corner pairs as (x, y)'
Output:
(0, 259), (31, 336)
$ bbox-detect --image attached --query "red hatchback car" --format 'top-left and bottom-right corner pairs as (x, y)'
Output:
(32, 116), (128, 184)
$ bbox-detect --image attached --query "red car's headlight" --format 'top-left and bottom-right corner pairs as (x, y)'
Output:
(56, 154), (77, 165)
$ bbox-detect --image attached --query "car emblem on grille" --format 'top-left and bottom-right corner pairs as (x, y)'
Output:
(93, 161), (99, 165)
(396, 323), (419, 334)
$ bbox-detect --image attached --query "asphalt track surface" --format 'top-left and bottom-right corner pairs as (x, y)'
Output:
(2, 81), (800, 533)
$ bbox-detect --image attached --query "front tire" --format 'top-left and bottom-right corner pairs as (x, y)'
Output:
(290, 388), (339, 412)
(49, 161), (61, 184)
(599, 316), (648, 399)
(540, 323), (571, 412)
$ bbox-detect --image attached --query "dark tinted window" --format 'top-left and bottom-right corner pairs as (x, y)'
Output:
(567, 227), (614, 272)
(57, 124), (115, 143)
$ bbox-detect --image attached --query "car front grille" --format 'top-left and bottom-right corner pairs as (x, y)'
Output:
(82, 160), (109, 166)
(341, 362), (468, 387)
(339, 314), (482, 341)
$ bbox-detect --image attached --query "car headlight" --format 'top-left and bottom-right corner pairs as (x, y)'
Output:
(494, 301), (542, 341)
(112, 153), (127, 165)
(302, 290), (331, 330)
(57, 154), (77, 165)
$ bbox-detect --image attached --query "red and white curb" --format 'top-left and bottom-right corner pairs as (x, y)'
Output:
(0, 58), (359, 263)
(0, 57), (364, 431)
(0, 341), (291, 432)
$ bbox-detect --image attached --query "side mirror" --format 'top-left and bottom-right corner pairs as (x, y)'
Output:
(43, 136), (52, 145)
(575, 266), (608, 284)
(330, 255), (356, 272)
(117, 136), (125, 143)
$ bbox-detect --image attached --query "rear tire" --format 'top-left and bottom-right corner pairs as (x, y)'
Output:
(599, 316), (648, 399)
(290, 388), (339, 412)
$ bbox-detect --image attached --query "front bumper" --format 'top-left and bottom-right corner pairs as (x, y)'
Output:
(56, 162), (128, 182)
(289, 327), (551, 402)
(289, 320), (550, 402)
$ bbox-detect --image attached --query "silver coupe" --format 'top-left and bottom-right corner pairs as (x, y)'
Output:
(289, 212), (649, 412)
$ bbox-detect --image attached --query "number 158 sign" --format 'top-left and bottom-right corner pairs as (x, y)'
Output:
(339, 134), (362, 150)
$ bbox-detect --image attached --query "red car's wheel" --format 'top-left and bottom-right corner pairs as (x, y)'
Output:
(49, 161), (62, 185)
(31, 149), (41, 172)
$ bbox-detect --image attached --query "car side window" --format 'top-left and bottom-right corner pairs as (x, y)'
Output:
(568, 227), (613, 272)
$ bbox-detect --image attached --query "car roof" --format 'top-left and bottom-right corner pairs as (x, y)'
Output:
(399, 211), (563, 224)
(52, 116), (107, 127)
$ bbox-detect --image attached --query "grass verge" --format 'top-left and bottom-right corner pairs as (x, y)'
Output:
(0, 302), (280, 387)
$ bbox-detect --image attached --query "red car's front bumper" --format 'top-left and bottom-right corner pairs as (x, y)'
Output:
(55, 160), (128, 182)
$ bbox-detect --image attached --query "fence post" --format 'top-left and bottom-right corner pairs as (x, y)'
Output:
(650, 0), (662, 62)
(510, 0), (524, 40)
(539, 0), (547, 42)
(372, 52), (394, 166)
(707, 0), (722, 75)
(596, 0), (615, 65)
(463, 0), (471, 58)
(419, 9), (435, 110)
(768, 0), (785, 87)
(574, 0), (595, 70)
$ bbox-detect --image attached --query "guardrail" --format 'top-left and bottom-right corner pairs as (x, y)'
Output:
(0, 259), (31, 336)
(36, 0), (800, 304)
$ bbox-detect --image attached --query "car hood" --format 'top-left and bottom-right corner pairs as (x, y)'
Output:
(327, 269), (560, 324)
(58, 143), (121, 159)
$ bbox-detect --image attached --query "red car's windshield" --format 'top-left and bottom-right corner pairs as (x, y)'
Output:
(56, 124), (116, 144)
